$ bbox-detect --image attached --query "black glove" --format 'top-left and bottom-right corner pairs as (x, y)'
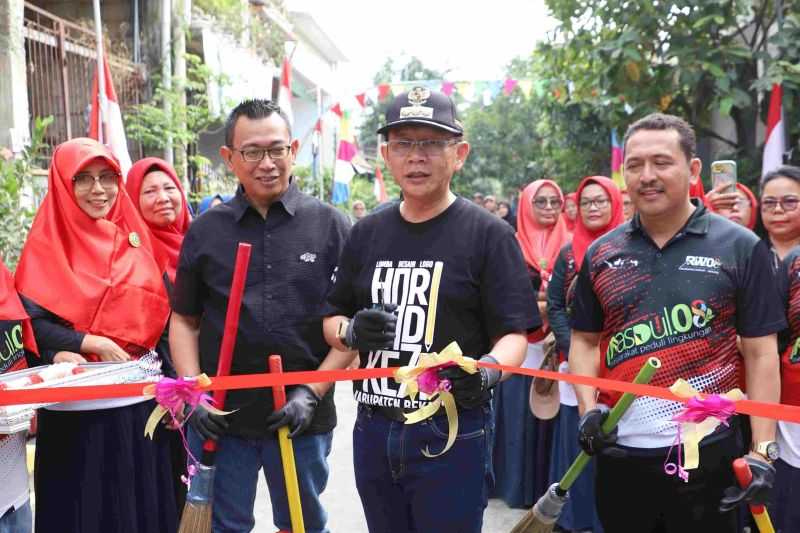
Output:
(345, 305), (398, 351)
(437, 355), (501, 409)
(719, 456), (776, 512)
(186, 403), (229, 441)
(577, 405), (625, 457)
(265, 385), (321, 438)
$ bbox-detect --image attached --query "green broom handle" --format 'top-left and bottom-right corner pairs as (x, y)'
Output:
(558, 356), (662, 493)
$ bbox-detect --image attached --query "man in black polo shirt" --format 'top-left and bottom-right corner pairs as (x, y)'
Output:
(570, 113), (784, 532)
(321, 88), (539, 533)
(169, 99), (350, 533)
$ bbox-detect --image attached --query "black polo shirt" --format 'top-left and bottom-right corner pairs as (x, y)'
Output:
(172, 180), (350, 437)
(572, 201), (785, 448)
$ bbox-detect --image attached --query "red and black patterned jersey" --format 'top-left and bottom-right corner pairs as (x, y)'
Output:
(780, 247), (800, 406)
(572, 201), (786, 448)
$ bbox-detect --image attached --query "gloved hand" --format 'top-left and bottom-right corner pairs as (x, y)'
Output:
(437, 355), (501, 409)
(577, 405), (625, 457)
(719, 456), (776, 512)
(265, 385), (321, 438)
(345, 304), (398, 351)
(186, 403), (229, 441)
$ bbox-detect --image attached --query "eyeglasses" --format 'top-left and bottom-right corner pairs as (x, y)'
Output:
(761, 196), (800, 212)
(233, 146), (292, 163)
(72, 171), (120, 192)
(385, 139), (460, 157)
(579, 198), (611, 210)
(532, 197), (563, 210)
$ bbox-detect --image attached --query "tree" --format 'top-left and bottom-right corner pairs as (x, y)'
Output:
(540, 0), (800, 186)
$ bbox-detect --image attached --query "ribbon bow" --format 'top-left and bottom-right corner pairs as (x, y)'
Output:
(664, 379), (744, 481)
(142, 375), (232, 488)
(394, 342), (478, 458)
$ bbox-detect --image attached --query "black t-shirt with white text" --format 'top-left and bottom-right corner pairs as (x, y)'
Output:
(324, 197), (540, 409)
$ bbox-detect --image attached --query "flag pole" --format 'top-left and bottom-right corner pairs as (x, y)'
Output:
(92, 0), (105, 144)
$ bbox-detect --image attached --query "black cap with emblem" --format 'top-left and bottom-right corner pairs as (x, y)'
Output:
(377, 86), (463, 136)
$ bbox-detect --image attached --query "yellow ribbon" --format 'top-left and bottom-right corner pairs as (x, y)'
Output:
(394, 342), (478, 458)
(669, 379), (744, 470)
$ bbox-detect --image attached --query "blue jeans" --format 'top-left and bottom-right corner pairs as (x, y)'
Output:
(353, 403), (494, 533)
(0, 500), (32, 533)
(188, 428), (332, 533)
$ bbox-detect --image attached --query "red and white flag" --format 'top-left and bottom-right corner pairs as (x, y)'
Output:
(278, 57), (293, 126)
(374, 165), (388, 203)
(89, 54), (132, 179)
(762, 83), (785, 179)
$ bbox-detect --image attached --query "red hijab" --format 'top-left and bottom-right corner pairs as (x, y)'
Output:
(734, 183), (758, 230)
(689, 174), (706, 199)
(563, 192), (578, 232)
(516, 180), (571, 279)
(572, 176), (625, 271)
(125, 158), (191, 282)
(15, 138), (169, 356)
(0, 260), (37, 362)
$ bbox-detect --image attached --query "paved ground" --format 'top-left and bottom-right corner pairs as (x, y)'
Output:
(253, 385), (528, 532)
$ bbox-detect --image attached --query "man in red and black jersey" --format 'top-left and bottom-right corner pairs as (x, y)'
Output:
(569, 113), (785, 532)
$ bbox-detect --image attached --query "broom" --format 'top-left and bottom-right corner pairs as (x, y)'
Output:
(178, 242), (252, 533)
(732, 458), (776, 533)
(511, 356), (662, 533)
(269, 355), (306, 533)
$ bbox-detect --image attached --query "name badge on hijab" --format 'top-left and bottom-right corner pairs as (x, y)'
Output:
(129, 232), (142, 248)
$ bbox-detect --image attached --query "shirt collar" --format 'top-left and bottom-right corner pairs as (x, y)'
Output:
(626, 198), (709, 236)
(230, 177), (300, 222)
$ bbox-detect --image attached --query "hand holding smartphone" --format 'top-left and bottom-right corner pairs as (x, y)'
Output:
(711, 160), (737, 194)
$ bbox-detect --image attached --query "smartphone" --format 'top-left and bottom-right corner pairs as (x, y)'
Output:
(711, 160), (737, 194)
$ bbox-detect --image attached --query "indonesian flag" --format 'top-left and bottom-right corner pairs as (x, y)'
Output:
(762, 83), (785, 179)
(374, 165), (388, 203)
(278, 57), (293, 126)
(89, 54), (132, 178)
(332, 111), (356, 205)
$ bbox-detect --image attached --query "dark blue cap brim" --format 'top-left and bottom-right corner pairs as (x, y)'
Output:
(377, 118), (463, 136)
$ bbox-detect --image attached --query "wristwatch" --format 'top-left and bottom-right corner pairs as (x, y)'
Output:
(337, 319), (351, 348)
(752, 441), (780, 462)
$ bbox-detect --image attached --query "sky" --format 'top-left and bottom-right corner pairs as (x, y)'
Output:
(286, 0), (558, 96)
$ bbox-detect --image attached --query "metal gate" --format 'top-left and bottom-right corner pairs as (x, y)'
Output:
(23, 2), (145, 157)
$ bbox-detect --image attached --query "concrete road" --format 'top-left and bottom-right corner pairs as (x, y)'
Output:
(253, 385), (528, 532)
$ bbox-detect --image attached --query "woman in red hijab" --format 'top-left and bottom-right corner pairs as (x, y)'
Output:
(15, 138), (177, 533)
(0, 260), (37, 533)
(492, 179), (572, 509)
(126, 157), (191, 284)
(545, 175), (624, 531)
(711, 183), (758, 230)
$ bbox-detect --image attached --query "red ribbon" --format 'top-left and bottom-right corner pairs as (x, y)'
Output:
(3, 363), (800, 424)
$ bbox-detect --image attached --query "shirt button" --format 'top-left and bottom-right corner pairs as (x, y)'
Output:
(266, 294), (272, 299)
(267, 264), (272, 270)
(266, 233), (272, 238)
(656, 252), (662, 258)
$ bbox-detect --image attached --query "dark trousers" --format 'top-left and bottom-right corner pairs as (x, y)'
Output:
(595, 430), (744, 533)
(353, 403), (494, 533)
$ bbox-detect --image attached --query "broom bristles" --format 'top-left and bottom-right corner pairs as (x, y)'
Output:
(509, 507), (556, 533)
(177, 501), (213, 533)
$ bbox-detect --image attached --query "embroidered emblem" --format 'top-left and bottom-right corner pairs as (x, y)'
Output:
(400, 86), (434, 119)
(300, 252), (317, 263)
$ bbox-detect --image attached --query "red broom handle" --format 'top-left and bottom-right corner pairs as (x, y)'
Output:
(733, 458), (765, 513)
(269, 355), (287, 408)
(203, 242), (252, 453)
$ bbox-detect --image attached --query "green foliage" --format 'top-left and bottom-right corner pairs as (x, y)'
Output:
(126, 52), (231, 195)
(0, 117), (53, 269)
(194, 0), (287, 63)
(538, 0), (800, 187)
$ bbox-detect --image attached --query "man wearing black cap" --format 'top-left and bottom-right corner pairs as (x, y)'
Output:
(321, 87), (539, 532)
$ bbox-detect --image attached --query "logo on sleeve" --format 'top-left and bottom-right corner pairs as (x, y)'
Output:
(679, 255), (721, 274)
